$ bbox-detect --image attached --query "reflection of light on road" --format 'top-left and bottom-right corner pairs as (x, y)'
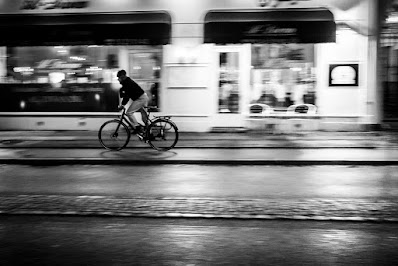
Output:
(300, 166), (371, 198)
(317, 230), (369, 253)
(162, 166), (213, 194)
(162, 225), (212, 253)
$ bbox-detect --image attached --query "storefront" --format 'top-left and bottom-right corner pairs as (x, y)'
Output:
(0, 10), (169, 110)
(204, 7), (335, 130)
(0, 0), (381, 132)
(0, 0), (170, 130)
(380, 0), (398, 127)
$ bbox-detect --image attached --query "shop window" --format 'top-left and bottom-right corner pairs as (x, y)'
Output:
(129, 50), (162, 108)
(0, 45), (163, 112)
(250, 44), (316, 113)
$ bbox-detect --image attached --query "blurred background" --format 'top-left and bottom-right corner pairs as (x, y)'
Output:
(0, 0), (396, 132)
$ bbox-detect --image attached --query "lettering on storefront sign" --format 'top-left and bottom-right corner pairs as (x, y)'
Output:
(258, 0), (310, 8)
(104, 39), (151, 45)
(246, 25), (297, 36)
(244, 25), (298, 40)
(28, 95), (84, 103)
(20, 0), (90, 10)
(36, 59), (82, 71)
(241, 37), (300, 43)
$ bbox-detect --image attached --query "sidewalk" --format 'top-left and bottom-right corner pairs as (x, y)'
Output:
(0, 130), (397, 149)
(1, 130), (398, 165)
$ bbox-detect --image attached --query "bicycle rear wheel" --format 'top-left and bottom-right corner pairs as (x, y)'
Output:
(146, 119), (178, 151)
(98, 119), (130, 151)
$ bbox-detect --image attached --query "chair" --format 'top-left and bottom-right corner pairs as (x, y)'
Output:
(286, 104), (317, 114)
(249, 103), (272, 115)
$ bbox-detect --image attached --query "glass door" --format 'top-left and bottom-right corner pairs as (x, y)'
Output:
(218, 51), (240, 113)
(212, 45), (248, 128)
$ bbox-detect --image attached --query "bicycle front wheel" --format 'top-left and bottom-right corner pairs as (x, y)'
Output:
(146, 119), (178, 151)
(98, 120), (130, 151)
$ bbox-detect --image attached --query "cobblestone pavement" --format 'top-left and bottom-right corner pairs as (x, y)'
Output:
(1, 195), (398, 222)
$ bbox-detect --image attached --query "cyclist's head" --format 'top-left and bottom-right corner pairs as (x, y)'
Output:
(117, 70), (127, 82)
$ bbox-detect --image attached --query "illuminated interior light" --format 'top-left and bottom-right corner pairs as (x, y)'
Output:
(13, 67), (34, 73)
(291, 67), (302, 72)
(386, 12), (398, 23)
(20, 101), (26, 109)
(49, 72), (65, 83)
(70, 56), (86, 61)
(95, 94), (100, 101)
(86, 66), (103, 71)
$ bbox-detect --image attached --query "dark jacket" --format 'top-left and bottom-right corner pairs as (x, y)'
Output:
(119, 77), (145, 105)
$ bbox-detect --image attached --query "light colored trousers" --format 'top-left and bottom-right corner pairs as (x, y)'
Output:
(125, 93), (149, 127)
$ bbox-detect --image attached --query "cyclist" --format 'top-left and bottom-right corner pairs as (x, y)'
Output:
(116, 69), (149, 133)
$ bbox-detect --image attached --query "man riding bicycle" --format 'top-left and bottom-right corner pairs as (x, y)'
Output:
(117, 69), (149, 134)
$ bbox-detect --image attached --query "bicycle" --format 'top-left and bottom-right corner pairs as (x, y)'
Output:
(98, 106), (179, 151)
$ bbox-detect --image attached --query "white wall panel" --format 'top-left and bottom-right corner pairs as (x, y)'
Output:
(167, 66), (209, 88)
(163, 88), (212, 115)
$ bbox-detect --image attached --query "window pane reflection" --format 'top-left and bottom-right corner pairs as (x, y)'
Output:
(219, 52), (240, 113)
(0, 45), (162, 112)
(250, 44), (316, 112)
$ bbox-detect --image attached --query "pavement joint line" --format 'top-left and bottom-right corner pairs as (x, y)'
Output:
(0, 146), (390, 149)
(0, 158), (398, 166)
(0, 137), (81, 141)
(2, 145), (395, 149)
(1, 212), (398, 222)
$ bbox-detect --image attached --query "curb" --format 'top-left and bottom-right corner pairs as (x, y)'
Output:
(0, 145), (386, 149)
(1, 158), (398, 165)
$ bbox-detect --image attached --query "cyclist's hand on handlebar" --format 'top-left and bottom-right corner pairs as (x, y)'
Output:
(117, 105), (125, 111)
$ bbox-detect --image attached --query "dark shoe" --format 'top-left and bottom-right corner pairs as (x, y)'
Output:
(144, 133), (156, 143)
(131, 125), (144, 134)
(148, 133), (156, 141)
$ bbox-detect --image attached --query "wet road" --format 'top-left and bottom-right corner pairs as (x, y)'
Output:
(1, 147), (397, 165)
(1, 164), (398, 199)
(1, 164), (398, 221)
(1, 216), (398, 265)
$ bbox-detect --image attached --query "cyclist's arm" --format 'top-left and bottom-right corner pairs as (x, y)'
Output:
(119, 88), (129, 107)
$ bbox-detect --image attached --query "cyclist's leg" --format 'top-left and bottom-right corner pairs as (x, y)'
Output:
(126, 93), (149, 128)
(126, 101), (141, 128)
(139, 93), (149, 125)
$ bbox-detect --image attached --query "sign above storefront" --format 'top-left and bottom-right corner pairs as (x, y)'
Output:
(0, 11), (172, 46)
(204, 8), (336, 44)
(20, 0), (90, 10)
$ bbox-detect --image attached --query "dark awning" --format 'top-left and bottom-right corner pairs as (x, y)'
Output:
(0, 11), (171, 46)
(204, 8), (336, 44)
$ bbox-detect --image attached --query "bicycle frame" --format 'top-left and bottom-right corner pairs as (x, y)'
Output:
(118, 108), (134, 129)
(118, 106), (173, 129)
